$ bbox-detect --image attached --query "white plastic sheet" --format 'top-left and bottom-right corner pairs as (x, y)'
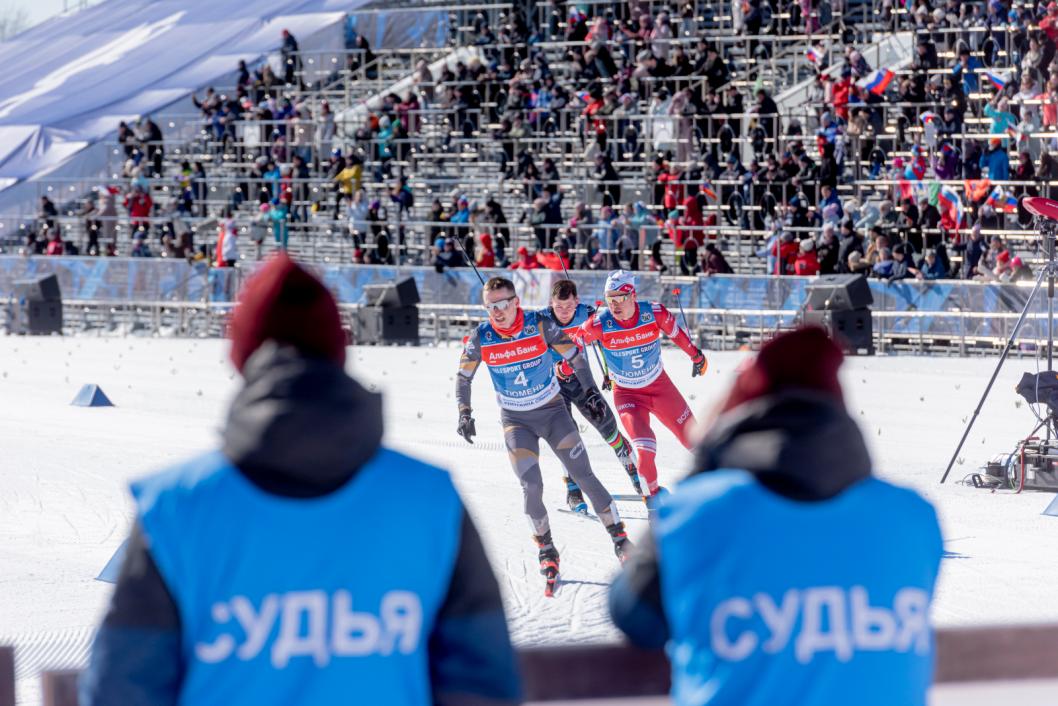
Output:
(0, 0), (365, 215)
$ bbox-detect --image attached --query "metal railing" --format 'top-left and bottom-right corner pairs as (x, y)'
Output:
(6, 289), (1054, 356)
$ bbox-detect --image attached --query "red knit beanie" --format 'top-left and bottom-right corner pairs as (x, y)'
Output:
(720, 326), (844, 413)
(228, 253), (346, 372)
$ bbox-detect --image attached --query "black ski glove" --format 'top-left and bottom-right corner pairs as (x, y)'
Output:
(457, 413), (477, 444)
(691, 350), (708, 377)
(584, 388), (608, 423)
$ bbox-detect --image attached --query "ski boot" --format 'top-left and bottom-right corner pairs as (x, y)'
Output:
(606, 521), (633, 563)
(646, 485), (669, 514)
(535, 531), (561, 597)
(564, 476), (588, 514)
(614, 437), (644, 496)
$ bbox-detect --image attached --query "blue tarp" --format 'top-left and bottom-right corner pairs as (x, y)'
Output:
(0, 257), (1051, 341)
(345, 10), (448, 50)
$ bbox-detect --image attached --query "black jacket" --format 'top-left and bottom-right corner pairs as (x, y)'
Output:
(836, 233), (864, 273)
(610, 392), (872, 648)
(817, 239), (839, 274)
(81, 344), (521, 705)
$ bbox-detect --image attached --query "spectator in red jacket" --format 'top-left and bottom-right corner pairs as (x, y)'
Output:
(508, 245), (540, 269)
(44, 226), (65, 256)
(658, 163), (684, 212)
(794, 238), (821, 276)
(536, 240), (571, 271)
(770, 231), (800, 275)
(1041, 2), (1058, 42)
(477, 233), (496, 268)
(830, 68), (853, 121)
(125, 185), (153, 239)
(678, 189), (703, 248)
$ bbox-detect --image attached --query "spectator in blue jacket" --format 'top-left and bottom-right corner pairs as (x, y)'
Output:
(952, 47), (983, 96)
(979, 138), (1010, 180)
(819, 184), (843, 223)
(449, 196), (472, 226)
(81, 254), (521, 706)
(610, 327), (942, 706)
(983, 96), (1017, 142)
(919, 248), (948, 279)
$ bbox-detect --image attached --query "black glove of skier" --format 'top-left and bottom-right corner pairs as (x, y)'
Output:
(457, 413), (477, 444)
(583, 388), (608, 423)
(691, 350), (708, 377)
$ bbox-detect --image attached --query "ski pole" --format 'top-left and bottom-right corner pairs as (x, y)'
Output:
(555, 247), (572, 281)
(672, 287), (692, 334)
(453, 236), (486, 285)
(593, 299), (613, 391)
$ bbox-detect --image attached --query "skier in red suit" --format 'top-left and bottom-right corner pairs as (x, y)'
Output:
(572, 271), (708, 495)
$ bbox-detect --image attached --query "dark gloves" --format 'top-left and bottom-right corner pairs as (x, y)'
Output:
(584, 388), (608, 423)
(457, 413), (476, 444)
(691, 350), (708, 377)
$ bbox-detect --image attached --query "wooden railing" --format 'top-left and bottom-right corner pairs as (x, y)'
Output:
(6, 624), (1058, 704)
(0, 647), (13, 706)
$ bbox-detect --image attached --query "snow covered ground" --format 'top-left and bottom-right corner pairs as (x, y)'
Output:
(3, 336), (1058, 703)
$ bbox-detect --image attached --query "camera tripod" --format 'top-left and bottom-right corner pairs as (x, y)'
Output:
(941, 196), (1058, 483)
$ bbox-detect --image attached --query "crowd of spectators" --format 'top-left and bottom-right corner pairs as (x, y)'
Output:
(16, 0), (1058, 283)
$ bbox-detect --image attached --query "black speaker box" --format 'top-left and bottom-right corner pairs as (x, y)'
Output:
(362, 277), (420, 308)
(23, 300), (63, 335)
(14, 273), (62, 302)
(803, 309), (874, 355)
(357, 305), (419, 345)
(805, 274), (873, 311)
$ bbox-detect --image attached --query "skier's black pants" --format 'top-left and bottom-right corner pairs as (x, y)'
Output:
(557, 375), (620, 445)
(500, 395), (616, 536)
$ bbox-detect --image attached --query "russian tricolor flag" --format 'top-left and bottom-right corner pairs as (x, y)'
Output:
(919, 111), (940, 125)
(858, 68), (895, 96)
(987, 186), (1018, 213)
(986, 71), (1009, 90)
(938, 185), (964, 225)
(806, 46), (824, 64)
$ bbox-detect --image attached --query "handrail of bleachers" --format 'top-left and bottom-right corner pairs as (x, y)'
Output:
(105, 95), (1058, 168)
(240, 29), (846, 114)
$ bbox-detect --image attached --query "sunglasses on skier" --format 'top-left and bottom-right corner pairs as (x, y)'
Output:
(605, 293), (633, 304)
(484, 295), (517, 313)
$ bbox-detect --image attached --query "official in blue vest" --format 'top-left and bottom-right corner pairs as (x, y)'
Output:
(81, 253), (522, 706)
(610, 327), (943, 706)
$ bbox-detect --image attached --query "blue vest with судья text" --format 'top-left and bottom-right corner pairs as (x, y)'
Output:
(131, 447), (463, 706)
(655, 471), (942, 706)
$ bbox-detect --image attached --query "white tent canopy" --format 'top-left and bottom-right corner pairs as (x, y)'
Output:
(0, 0), (366, 216)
